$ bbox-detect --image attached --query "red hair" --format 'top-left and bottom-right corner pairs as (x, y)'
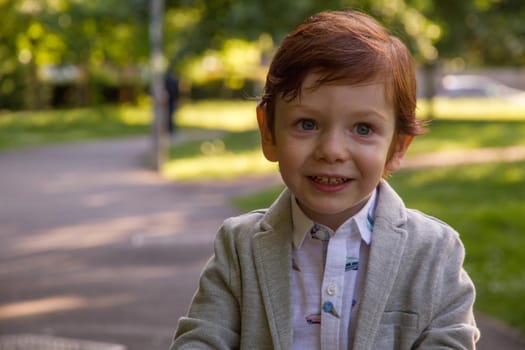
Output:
(259, 10), (426, 137)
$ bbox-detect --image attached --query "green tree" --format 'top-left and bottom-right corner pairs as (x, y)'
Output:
(2, 0), (524, 109)
(0, 0), (152, 109)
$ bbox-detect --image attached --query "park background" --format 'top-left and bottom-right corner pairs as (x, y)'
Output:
(1, 0), (525, 349)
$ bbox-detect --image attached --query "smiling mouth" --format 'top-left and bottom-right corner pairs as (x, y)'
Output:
(310, 176), (351, 185)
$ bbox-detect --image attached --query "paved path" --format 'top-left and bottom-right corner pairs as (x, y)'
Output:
(0, 135), (524, 349)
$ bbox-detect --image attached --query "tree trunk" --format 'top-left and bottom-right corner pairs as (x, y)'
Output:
(149, 0), (168, 172)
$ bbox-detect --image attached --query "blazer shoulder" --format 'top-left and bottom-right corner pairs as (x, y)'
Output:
(209, 209), (273, 276)
(406, 209), (459, 236)
(404, 208), (465, 255)
(219, 188), (292, 241)
(219, 209), (268, 239)
(219, 204), (293, 249)
(377, 182), (461, 246)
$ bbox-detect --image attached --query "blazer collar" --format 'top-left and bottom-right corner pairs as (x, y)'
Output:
(352, 181), (409, 349)
(253, 189), (293, 350)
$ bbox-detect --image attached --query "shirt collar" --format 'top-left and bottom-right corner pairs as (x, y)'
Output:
(291, 188), (377, 249)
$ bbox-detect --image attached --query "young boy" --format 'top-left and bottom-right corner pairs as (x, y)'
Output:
(171, 10), (479, 350)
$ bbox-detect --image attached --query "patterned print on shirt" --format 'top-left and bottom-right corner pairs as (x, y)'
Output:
(322, 301), (340, 318)
(310, 223), (331, 268)
(367, 212), (375, 231)
(305, 313), (321, 324)
(345, 257), (359, 272)
(310, 224), (331, 241)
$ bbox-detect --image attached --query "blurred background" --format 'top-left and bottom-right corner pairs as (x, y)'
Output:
(1, 0), (525, 349)
(2, 0), (525, 111)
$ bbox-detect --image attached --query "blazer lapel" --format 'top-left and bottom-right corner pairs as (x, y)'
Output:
(352, 182), (409, 349)
(253, 190), (293, 350)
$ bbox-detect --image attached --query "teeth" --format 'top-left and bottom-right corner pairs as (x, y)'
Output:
(312, 176), (348, 185)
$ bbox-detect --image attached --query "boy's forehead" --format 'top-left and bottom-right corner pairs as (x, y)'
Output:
(275, 73), (395, 120)
(274, 71), (392, 106)
(301, 71), (387, 91)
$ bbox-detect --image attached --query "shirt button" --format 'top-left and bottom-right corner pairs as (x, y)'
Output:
(326, 284), (337, 296)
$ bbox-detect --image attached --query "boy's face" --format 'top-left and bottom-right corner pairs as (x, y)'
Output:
(257, 73), (412, 230)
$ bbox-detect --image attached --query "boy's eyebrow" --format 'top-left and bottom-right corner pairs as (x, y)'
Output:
(352, 109), (390, 121)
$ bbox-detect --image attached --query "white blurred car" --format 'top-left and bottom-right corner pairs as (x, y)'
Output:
(437, 74), (525, 103)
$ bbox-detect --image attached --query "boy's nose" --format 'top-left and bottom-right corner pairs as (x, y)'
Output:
(314, 130), (350, 163)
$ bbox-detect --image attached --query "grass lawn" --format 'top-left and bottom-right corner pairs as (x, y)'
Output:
(2, 98), (524, 157)
(163, 129), (277, 180)
(176, 99), (257, 131)
(232, 161), (525, 334)
(407, 119), (525, 156)
(162, 100), (276, 179)
(0, 99), (258, 153)
(0, 104), (152, 151)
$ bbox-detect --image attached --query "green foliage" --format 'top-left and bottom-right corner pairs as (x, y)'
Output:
(0, 0), (151, 109)
(3, 0), (525, 109)
(454, 0), (525, 66)
(180, 0), (525, 70)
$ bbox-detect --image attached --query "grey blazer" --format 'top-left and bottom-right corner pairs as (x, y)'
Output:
(171, 181), (480, 349)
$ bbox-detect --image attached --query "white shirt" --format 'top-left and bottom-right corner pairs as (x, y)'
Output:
(291, 190), (376, 350)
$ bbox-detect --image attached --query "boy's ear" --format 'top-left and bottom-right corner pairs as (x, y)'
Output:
(385, 133), (413, 173)
(256, 105), (278, 162)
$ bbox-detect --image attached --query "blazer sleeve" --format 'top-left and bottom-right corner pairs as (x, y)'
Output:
(170, 224), (242, 350)
(413, 234), (480, 349)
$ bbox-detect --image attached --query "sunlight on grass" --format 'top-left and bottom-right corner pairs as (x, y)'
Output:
(162, 148), (277, 180)
(407, 120), (525, 156)
(162, 128), (278, 180)
(177, 99), (257, 131)
(117, 104), (151, 124)
(3, 98), (525, 153)
(0, 104), (151, 151)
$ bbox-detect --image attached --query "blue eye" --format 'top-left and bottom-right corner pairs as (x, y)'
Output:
(354, 123), (372, 136)
(299, 119), (317, 131)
